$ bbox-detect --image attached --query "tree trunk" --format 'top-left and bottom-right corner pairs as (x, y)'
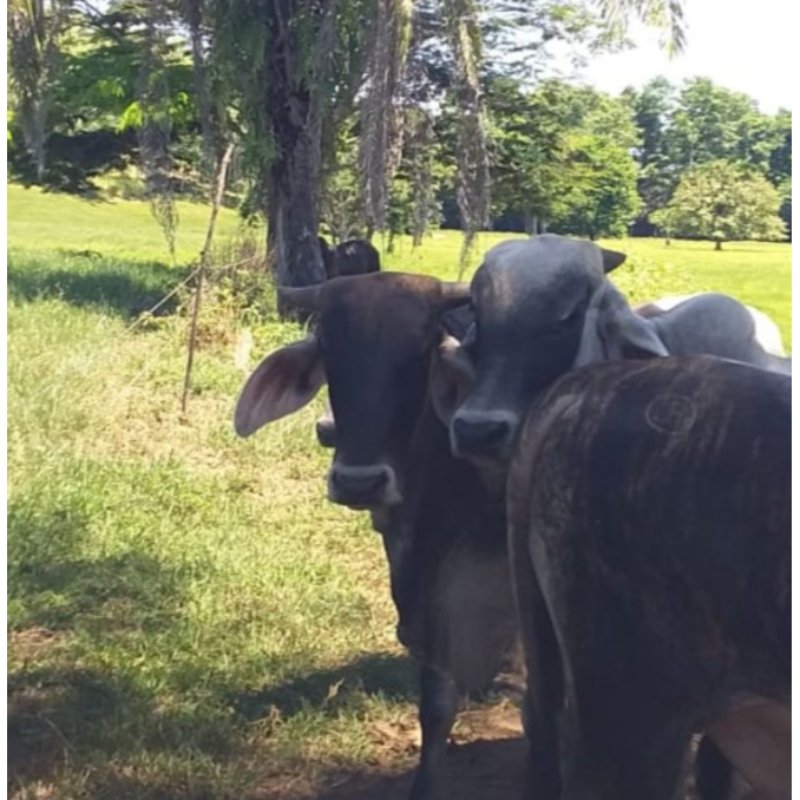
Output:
(264, 4), (326, 309)
(185, 0), (217, 170)
(714, 239), (723, 251)
(267, 127), (325, 290)
(523, 212), (536, 236)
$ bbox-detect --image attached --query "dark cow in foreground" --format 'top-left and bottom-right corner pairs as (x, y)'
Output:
(233, 273), (517, 800)
(509, 357), (790, 800)
(439, 235), (790, 461)
(319, 236), (381, 279)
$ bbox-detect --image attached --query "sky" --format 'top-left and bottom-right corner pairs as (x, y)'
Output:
(580, 0), (794, 113)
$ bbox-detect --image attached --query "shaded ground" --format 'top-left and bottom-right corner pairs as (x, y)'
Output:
(317, 739), (526, 800)
(270, 703), (527, 800)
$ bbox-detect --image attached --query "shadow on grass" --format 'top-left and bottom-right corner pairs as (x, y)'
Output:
(312, 735), (526, 800)
(6, 496), (422, 797)
(7, 251), (189, 318)
(6, 498), (231, 791)
(7, 651), (421, 796)
(7, 662), (246, 791)
(7, 502), (189, 634)
(230, 652), (418, 722)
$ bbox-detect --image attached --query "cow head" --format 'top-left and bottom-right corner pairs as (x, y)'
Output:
(234, 272), (470, 509)
(431, 235), (665, 462)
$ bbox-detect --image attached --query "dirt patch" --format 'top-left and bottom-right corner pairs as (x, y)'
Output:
(8, 628), (66, 663)
(250, 701), (526, 800)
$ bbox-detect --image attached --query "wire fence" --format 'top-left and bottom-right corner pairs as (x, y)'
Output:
(123, 254), (265, 335)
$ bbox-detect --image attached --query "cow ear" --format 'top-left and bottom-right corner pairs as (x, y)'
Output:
(600, 247), (627, 273)
(607, 312), (669, 359)
(234, 336), (326, 437)
(574, 283), (668, 368)
(430, 333), (475, 426)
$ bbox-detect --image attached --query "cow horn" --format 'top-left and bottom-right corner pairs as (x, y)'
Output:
(278, 284), (324, 315)
(438, 281), (471, 310)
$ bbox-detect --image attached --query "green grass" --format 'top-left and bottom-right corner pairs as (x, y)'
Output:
(6, 184), (792, 799)
(7, 184), (253, 264)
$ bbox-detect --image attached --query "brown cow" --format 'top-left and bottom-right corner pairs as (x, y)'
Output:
(234, 273), (518, 800)
(508, 356), (790, 800)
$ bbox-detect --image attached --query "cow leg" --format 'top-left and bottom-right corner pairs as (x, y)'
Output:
(558, 679), (693, 800)
(705, 699), (790, 800)
(695, 735), (735, 800)
(409, 665), (459, 800)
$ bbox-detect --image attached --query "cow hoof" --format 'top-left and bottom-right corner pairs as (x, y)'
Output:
(408, 769), (442, 800)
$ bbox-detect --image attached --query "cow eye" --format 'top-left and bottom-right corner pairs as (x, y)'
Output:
(541, 309), (581, 338)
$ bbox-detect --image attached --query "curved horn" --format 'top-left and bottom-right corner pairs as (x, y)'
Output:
(437, 281), (471, 310)
(278, 284), (324, 315)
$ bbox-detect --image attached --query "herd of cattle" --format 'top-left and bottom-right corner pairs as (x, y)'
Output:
(234, 235), (790, 800)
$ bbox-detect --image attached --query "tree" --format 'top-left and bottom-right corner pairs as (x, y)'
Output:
(486, 78), (571, 234)
(552, 128), (641, 239)
(624, 77), (790, 237)
(768, 109), (792, 239)
(667, 78), (780, 172)
(623, 76), (679, 233)
(7, 0), (72, 180)
(546, 88), (641, 239)
(201, 0), (685, 286)
(651, 160), (786, 250)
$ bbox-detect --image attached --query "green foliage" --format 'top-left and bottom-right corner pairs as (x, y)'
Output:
(626, 77), (791, 234)
(7, 0), (72, 179)
(651, 160), (786, 248)
(668, 78), (778, 171)
(487, 78), (571, 230)
(553, 129), (641, 238)
(487, 78), (641, 237)
(319, 121), (368, 241)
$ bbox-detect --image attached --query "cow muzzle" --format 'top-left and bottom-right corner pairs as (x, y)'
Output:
(328, 463), (402, 508)
(451, 409), (519, 460)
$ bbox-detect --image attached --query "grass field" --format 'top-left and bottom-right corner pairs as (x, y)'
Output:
(6, 183), (792, 800)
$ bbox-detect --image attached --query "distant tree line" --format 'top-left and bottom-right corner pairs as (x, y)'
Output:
(9, 1), (788, 264)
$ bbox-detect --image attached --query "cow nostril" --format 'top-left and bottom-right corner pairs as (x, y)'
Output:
(330, 466), (392, 505)
(452, 413), (513, 454)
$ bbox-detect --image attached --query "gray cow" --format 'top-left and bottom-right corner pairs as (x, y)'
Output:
(509, 356), (790, 800)
(434, 234), (790, 462)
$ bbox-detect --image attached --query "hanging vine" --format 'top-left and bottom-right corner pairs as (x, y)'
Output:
(136, 1), (179, 258)
(358, 0), (413, 235)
